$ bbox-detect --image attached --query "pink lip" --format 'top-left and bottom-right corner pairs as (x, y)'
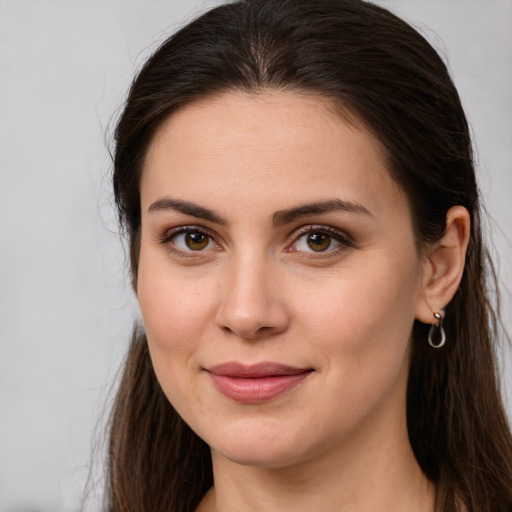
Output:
(206, 362), (314, 404)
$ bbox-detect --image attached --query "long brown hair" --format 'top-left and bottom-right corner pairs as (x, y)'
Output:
(108, 1), (512, 510)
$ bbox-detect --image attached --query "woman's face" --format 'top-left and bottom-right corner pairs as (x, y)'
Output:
(137, 91), (428, 468)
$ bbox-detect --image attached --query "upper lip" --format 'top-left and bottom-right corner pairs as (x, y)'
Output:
(206, 362), (313, 378)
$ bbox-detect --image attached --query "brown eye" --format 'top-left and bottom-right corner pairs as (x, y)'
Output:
(289, 227), (352, 256)
(306, 232), (332, 252)
(167, 229), (216, 252)
(185, 232), (209, 250)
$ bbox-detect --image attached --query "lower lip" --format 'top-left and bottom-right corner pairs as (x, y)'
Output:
(208, 372), (312, 404)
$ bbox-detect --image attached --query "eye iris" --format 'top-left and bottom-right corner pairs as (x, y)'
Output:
(185, 232), (209, 250)
(307, 232), (331, 252)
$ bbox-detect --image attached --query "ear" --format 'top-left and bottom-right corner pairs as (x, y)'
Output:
(415, 206), (471, 324)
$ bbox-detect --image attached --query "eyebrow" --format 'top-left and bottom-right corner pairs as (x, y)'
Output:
(272, 199), (372, 226)
(148, 198), (227, 225)
(147, 197), (371, 226)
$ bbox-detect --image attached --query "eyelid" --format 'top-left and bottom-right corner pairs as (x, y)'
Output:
(158, 225), (221, 258)
(157, 223), (354, 259)
(285, 224), (354, 255)
(158, 224), (212, 243)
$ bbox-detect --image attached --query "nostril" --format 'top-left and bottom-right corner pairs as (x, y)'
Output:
(214, 270), (290, 339)
(218, 323), (287, 341)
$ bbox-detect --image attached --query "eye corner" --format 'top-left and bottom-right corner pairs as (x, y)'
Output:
(285, 224), (355, 259)
(158, 225), (222, 260)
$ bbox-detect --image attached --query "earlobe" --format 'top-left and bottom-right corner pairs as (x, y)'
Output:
(415, 206), (471, 324)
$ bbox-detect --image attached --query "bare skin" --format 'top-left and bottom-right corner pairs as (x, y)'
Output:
(138, 91), (469, 512)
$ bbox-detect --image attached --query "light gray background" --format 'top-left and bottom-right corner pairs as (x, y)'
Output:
(1, 1), (511, 510)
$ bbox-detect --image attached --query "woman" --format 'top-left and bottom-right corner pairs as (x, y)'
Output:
(107, 0), (512, 510)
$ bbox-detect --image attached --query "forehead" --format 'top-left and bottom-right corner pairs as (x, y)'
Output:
(141, 90), (406, 218)
(148, 90), (368, 162)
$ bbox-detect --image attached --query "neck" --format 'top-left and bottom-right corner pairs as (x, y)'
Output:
(197, 412), (435, 512)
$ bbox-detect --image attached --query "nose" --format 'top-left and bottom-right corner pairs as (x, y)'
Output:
(215, 255), (290, 340)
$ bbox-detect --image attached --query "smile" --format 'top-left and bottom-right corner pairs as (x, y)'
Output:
(206, 362), (314, 404)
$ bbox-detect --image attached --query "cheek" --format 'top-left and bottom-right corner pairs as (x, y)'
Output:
(297, 270), (418, 427)
(136, 257), (216, 362)
(136, 267), (214, 415)
(294, 255), (420, 365)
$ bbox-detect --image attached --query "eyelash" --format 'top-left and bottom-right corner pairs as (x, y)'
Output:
(158, 224), (354, 259)
(287, 225), (354, 258)
(159, 225), (219, 259)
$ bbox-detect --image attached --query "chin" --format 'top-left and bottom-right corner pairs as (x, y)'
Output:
(215, 444), (304, 469)
(205, 420), (319, 469)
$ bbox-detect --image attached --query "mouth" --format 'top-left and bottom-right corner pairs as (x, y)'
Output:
(205, 362), (314, 404)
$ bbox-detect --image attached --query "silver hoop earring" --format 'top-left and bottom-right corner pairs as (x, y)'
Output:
(428, 312), (446, 349)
